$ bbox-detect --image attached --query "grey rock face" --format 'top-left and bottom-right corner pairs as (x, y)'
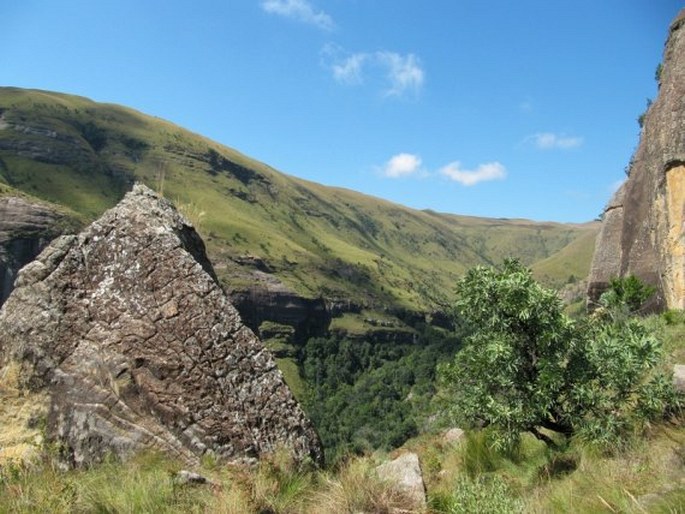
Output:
(588, 10), (685, 310)
(0, 196), (72, 306)
(0, 183), (323, 468)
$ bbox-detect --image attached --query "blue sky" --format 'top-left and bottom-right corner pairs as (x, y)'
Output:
(2, 1), (682, 222)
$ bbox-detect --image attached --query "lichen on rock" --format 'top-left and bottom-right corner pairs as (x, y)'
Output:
(0, 183), (323, 468)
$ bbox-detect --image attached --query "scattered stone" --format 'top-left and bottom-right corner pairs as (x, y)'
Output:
(673, 364), (685, 393)
(376, 452), (426, 509)
(0, 183), (323, 468)
(173, 470), (212, 486)
(443, 427), (465, 445)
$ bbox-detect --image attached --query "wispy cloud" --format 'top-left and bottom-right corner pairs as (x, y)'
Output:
(261, 0), (334, 31)
(332, 53), (367, 85)
(439, 161), (507, 186)
(376, 52), (424, 97)
(381, 153), (423, 178)
(527, 132), (583, 150)
(322, 46), (425, 98)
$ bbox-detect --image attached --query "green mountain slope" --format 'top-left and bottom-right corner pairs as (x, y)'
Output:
(0, 87), (598, 316)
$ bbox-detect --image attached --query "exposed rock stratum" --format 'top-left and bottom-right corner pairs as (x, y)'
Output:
(0, 183), (323, 468)
(587, 9), (685, 310)
(0, 195), (75, 306)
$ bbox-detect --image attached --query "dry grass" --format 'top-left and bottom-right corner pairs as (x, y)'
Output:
(523, 424), (685, 513)
(307, 456), (422, 514)
(0, 362), (48, 467)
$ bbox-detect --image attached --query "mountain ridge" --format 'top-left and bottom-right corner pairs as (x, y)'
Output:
(0, 86), (599, 325)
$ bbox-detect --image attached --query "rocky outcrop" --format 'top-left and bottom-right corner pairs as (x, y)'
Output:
(588, 9), (685, 310)
(231, 278), (331, 344)
(0, 183), (323, 468)
(0, 195), (75, 306)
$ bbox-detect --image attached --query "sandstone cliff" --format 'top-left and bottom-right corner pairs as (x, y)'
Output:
(0, 195), (76, 306)
(588, 9), (685, 310)
(0, 183), (323, 467)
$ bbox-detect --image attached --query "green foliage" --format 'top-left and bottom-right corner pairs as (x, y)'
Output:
(77, 121), (107, 152)
(568, 318), (678, 449)
(302, 325), (461, 462)
(637, 98), (653, 128)
(655, 62), (663, 85)
(662, 308), (685, 326)
(600, 274), (656, 314)
(431, 475), (523, 514)
(439, 260), (677, 452)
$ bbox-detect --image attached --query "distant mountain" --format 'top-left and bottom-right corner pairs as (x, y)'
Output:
(0, 87), (598, 334)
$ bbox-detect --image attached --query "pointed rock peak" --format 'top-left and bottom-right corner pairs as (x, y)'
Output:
(0, 183), (323, 468)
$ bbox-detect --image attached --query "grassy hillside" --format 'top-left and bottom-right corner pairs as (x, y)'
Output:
(1, 314), (682, 513)
(0, 87), (598, 317)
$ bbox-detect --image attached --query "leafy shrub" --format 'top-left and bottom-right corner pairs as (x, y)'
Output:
(600, 274), (656, 315)
(439, 260), (677, 453)
(430, 475), (523, 514)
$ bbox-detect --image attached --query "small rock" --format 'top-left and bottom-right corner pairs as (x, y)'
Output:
(443, 427), (465, 444)
(673, 364), (685, 393)
(173, 470), (211, 486)
(376, 452), (426, 509)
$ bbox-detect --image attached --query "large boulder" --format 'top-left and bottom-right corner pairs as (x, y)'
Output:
(587, 9), (685, 311)
(0, 183), (323, 468)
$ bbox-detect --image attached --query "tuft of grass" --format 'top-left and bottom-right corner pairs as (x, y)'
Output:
(0, 362), (49, 468)
(248, 448), (315, 514)
(307, 456), (418, 514)
(275, 358), (307, 401)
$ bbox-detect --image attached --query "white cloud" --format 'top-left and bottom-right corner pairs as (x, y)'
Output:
(528, 132), (583, 150)
(376, 52), (424, 97)
(261, 0), (334, 31)
(322, 46), (425, 98)
(439, 161), (507, 186)
(332, 53), (367, 85)
(382, 153), (423, 178)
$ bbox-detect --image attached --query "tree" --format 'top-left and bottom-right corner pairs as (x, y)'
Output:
(439, 260), (677, 452)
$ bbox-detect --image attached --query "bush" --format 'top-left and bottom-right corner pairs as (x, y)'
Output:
(600, 274), (656, 315)
(430, 475), (523, 514)
(439, 260), (677, 453)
